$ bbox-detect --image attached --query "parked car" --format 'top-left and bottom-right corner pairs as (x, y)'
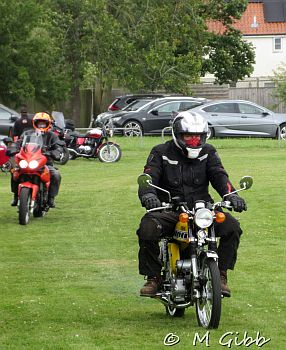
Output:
(107, 93), (182, 111)
(187, 100), (286, 140)
(96, 96), (207, 136)
(93, 97), (159, 127)
(0, 104), (20, 136)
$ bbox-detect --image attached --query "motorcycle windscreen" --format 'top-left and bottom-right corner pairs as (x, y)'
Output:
(21, 130), (44, 152)
(52, 111), (65, 129)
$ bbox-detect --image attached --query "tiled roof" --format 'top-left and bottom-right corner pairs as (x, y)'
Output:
(207, 3), (286, 36)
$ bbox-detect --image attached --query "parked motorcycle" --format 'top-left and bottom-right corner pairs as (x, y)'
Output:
(51, 112), (70, 165)
(137, 173), (253, 328)
(66, 121), (121, 163)
(13, 130), (52, 225)
(0, 137), (16, 172)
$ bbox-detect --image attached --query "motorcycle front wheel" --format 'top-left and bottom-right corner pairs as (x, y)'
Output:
(98, 143), (122, 163)
(19, 187), (32, 225)
(58, 147), (70, 165)
(196, 259), (221, 329)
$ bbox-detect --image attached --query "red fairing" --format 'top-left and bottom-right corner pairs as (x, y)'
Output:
(227, 182), (232, 193)
(13, 143), (50, 191)
(0, 146), (9, 166)
(18, 182), (39, 201)
(15, 144), (47, 172)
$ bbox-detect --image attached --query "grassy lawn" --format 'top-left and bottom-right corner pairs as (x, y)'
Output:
(0, 137), (285, 350)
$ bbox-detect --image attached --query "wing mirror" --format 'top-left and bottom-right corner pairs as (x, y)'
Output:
(137, 173), (152, 189)
(137, 173), (171, 202)
(239, 176), (253, 190)
(223, 176), (253, 199)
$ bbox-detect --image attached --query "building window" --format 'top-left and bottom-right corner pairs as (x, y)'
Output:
(273, 37), (283, 52)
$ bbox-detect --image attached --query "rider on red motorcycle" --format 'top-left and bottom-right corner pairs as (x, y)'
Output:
(9, 112), (62, 208)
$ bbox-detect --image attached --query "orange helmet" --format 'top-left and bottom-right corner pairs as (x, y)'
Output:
(33, 112), (52, 132)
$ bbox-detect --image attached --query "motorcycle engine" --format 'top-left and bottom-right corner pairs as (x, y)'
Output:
(170, 277), (186, 302)
(78, 145), (92, 154)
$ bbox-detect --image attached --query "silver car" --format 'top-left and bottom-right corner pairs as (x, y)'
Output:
(188, 100), (286, 140)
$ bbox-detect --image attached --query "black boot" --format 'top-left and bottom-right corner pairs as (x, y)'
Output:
(11, 194), (18, 206)
(48, 196), (55, 208)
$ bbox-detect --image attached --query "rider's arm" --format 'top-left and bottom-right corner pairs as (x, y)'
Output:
(206, 145), (236, 197)
(138, 147), (163, 202)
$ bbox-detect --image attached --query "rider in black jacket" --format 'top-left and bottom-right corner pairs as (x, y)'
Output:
(137, 111), (247, 298)
(9, 112), (62, 208)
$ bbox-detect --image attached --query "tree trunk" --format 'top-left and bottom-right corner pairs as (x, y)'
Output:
(70, 85), (81, 127)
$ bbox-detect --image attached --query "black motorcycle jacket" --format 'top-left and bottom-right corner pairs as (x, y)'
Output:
(139, 140), (236, 208)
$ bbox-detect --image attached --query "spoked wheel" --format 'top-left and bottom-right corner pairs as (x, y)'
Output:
(123, 121), (143, 137)
(58, 147), (70, 165)
(165, 305), (185, 317)
(19, 188), (32, 225)
(98, 143), (122, 163)
(196, 259), (221, 329)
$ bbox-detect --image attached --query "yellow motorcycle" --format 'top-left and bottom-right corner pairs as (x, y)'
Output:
(137, 174), (253, 328)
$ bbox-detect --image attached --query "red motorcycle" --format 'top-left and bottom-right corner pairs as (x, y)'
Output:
(13, 131), (51, 225)
(66, 121), (122, 163)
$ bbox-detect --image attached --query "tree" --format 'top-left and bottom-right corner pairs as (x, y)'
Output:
(272, 63), (286, 103)
(0, 0), (70, 108)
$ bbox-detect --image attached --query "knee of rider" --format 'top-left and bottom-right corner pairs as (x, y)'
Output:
(138, 216), (162, 240)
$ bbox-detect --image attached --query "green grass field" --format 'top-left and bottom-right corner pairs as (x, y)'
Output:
(0, 137), (285, 350)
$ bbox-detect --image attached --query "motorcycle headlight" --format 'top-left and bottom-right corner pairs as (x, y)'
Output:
(194, 208), (213, 228)
(29, 160), (39, 169)
(19, 160), (28, 169)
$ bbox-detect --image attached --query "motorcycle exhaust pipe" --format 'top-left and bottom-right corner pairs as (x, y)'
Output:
(67, 148), (93, 158)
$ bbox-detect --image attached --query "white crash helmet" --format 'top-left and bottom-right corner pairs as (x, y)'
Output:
(172, 111), (208, 159)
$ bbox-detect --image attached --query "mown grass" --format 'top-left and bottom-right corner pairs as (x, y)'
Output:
(0, 137), (285, 350)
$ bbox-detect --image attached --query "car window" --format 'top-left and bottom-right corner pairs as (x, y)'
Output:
(156, 102), (180, 113)
(237, 103), (264, 114)
(203, 103), (236, 113)
(123, 99), (153, 111)
(179, 101), (202, 111)
(0, 108), (12, 120)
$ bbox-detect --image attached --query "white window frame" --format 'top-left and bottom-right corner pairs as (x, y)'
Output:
(273, 37), (283, 52)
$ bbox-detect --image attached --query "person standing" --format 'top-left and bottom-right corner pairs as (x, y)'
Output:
(12, 104), (33, 140)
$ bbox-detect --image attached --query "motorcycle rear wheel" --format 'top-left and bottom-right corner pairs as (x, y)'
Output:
(98, 143), (121, 163)
(165, 305), (185, 317)
(19, 188), (32, 225)
(196, 259), (221, 329)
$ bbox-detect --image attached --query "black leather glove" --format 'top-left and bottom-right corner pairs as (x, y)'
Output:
(141, 193), (161, 210)
(226, 194), (247, 212)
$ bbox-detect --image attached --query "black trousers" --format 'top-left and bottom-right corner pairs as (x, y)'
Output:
(137, 211), (242, 277)
(11, 165), (61, 198)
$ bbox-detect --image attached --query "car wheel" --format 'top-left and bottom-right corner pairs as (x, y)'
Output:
(123, 121), (143, 137)
(207, 126), (214, 140)
(277, 123), (286, 140)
